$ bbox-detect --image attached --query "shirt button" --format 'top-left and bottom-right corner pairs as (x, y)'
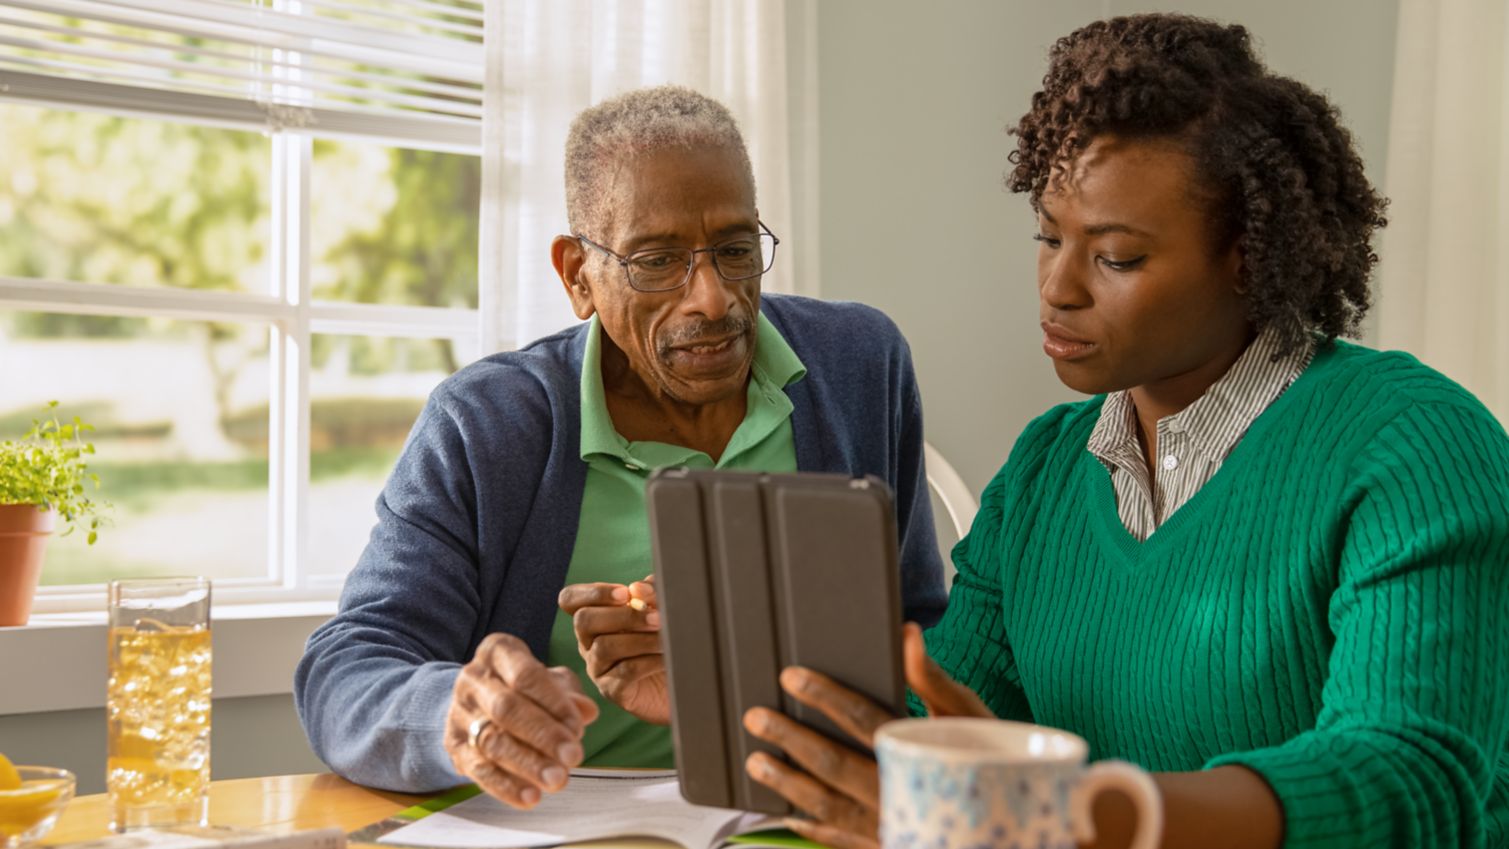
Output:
(1161, 455), (1179, 472)
(624, 462), (643, 472)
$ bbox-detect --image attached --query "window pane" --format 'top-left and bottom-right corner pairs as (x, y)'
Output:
(299, 0), (483, 43)
(0, 104), (270, 293)
(1, 312), (271, 586)
(310, 140), (480, 309)
(308, 335), (468, 575)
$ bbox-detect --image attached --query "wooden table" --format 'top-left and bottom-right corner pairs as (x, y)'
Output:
(44, 774), (676, 848)
(44, 774), (426, 844)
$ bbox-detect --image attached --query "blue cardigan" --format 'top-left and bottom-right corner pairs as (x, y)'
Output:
(293, 294), (948, 792)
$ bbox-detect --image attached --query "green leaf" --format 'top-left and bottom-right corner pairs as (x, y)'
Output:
(0, 404), (111, 544)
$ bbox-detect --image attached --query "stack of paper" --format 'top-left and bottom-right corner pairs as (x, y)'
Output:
(378, 771), (779, 849)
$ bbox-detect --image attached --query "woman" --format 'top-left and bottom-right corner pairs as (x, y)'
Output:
(741, 14), (1509, 849)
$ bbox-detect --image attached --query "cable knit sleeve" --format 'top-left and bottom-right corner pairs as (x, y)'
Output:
(907, 407), (1087, 721)
(1207, 399), (1509, 848)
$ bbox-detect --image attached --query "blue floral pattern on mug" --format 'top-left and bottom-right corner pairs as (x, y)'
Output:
(878, 749), (1080, 848)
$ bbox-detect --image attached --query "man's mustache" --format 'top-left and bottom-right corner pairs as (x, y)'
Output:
(660, 314), (754, 350)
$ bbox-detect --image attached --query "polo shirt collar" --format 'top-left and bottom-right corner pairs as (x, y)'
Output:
(578, 312), (806, 463)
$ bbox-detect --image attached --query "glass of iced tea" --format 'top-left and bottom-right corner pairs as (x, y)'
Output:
(106, 577), (211, 832)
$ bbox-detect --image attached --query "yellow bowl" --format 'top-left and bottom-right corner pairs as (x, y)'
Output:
(0, 767), (75, 848)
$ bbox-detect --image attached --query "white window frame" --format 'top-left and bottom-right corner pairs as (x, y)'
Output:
(0, 110), (492, 613)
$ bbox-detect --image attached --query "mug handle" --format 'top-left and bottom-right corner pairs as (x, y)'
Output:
(1069, 760), (1164, 849)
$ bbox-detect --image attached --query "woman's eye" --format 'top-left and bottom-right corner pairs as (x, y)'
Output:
(1099, 256), (1147, 272)
(1032, 233), (1061, 248)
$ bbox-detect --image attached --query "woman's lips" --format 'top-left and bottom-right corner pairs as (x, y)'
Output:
(1042, 323), (1097, 361)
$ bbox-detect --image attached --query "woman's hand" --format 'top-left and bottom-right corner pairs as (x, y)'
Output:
(897, 622), (994, 719)
(742, 623), (992, 849)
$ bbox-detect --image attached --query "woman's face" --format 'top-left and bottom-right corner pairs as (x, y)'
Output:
(1035, 135), (1251, 403)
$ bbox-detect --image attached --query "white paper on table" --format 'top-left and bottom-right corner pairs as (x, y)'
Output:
(378, 774), (775, 849)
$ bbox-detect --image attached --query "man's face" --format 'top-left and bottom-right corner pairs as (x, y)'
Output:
(566, 145), (761, 408)
(1035, 135), (1248, 397)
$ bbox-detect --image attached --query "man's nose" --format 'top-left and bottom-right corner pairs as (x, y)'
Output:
(680, 251), (737, 319)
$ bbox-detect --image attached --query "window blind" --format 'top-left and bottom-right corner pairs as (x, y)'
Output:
(0, 0), (483, 152)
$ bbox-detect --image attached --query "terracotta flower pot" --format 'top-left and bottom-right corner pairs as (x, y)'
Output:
(0, 504), (56, 626)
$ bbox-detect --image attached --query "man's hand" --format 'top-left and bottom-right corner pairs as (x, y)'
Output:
(445, 633), (599, 808)
(742, 623), (992, 849)
(558, 577), (668, 725)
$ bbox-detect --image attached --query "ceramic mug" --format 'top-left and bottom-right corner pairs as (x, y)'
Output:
(875, 717), (1162, 849)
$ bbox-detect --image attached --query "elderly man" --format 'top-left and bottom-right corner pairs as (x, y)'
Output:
(293, 86), (946, 809)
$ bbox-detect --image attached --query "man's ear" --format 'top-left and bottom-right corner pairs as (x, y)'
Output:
(552, 235), (596, 320)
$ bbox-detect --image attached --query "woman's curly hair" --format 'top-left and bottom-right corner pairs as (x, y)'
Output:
(1008, 14), (1389, 353)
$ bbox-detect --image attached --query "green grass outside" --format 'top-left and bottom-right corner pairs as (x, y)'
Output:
(42, 545), (182, 586)
(84, 446), (397, 511)
(36, 446), (398, 586)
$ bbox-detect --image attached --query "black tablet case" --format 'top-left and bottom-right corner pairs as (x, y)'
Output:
(646, 468), (907, 815)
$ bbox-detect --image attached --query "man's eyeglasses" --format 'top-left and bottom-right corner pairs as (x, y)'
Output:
(575, 222), (779, 293)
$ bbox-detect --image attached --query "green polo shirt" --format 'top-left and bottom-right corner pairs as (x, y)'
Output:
(547, 314), (806, 767)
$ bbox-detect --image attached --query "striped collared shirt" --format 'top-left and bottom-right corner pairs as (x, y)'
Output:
(1086, 328), (1314, 541)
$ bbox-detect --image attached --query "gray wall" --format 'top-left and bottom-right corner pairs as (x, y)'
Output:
(0, 695), (326, 797)
(812, 0), (1400, 494)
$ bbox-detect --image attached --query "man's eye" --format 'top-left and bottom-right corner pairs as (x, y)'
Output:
(632, 253), (681, 271)
(716, 241), (755, 258)
(1032, 233), (1061, 248)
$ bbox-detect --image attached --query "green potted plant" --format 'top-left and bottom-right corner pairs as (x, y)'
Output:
(0, 402), (109, 626)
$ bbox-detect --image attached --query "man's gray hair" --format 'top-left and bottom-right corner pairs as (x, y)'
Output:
(564, 85), (756, 236)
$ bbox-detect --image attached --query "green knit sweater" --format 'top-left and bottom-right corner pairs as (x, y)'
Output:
(924, 341), (1509, 848)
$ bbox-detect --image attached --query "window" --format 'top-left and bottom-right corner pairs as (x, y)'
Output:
(0, 0), (487, 608)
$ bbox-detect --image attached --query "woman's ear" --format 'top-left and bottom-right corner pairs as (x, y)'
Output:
(1226, 238), (1247, 295)
(552, 235), (596, 320)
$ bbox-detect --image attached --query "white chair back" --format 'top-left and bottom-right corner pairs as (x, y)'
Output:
(924, 442), (978, 585)
(925, 442), (977, 538)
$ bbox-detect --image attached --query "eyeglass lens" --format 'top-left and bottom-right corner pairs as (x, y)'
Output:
(627, 233), (776, 291)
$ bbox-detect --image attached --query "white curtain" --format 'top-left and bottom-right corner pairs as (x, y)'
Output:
(1377, 0), (1509, 424)
(478, 0), (818, 353)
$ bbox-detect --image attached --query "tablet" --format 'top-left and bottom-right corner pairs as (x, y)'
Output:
(646, 468), (907, 814)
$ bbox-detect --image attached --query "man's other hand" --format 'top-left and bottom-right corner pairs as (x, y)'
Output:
(445, 633), (598, 808)
(559, 577), (668, 725)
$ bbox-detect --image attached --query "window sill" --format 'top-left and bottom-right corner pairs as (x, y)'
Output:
(0, 601), (336, 716)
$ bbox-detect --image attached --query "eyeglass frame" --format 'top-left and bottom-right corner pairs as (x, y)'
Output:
(573, 221), (779, 293)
